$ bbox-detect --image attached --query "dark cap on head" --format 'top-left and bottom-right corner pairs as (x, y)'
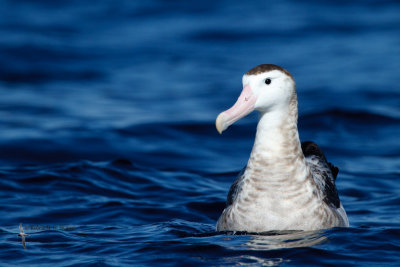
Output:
(246, 64), (293, 80)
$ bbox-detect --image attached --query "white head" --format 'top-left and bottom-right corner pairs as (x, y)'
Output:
(216, 64), (296, 134)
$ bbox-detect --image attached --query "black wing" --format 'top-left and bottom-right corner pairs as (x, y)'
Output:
(301, 141), (341, 208)
(226, 167), (246, 206)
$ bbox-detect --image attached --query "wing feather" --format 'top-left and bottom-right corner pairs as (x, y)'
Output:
(226, 167), (246, 206)
(301, 141), (341, 208)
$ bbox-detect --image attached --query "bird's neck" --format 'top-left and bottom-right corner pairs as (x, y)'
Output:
(246, 94), (307, 182)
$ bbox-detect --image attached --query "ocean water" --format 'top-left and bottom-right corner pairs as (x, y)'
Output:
(0, 0), (399, 266)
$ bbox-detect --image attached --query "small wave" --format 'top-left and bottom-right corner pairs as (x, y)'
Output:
(301, 108), (400, 125)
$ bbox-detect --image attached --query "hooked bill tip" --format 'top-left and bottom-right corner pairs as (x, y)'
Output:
(215, 113), (226, 134)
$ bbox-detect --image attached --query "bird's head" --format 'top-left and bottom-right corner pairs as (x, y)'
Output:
(216, 64), (296, 134)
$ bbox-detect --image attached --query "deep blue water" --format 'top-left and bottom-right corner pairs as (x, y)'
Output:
(0, 0), (399, 265)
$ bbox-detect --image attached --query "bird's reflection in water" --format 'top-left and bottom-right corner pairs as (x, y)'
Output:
(221, 255), (288, 267)
(218, 230), (327, 266)
(242, 230), (327, 250)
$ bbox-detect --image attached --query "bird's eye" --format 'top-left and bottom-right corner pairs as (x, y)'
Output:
(265, 78), (271, 85)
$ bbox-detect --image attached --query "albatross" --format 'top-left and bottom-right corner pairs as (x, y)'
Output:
(215, 64), (349, 232)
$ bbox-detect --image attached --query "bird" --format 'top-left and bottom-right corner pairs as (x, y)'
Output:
(215, 64), (349, 232)
(18, 224), (28, 249)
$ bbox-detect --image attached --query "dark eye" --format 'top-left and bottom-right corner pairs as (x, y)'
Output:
(265, 78), (271, 85)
